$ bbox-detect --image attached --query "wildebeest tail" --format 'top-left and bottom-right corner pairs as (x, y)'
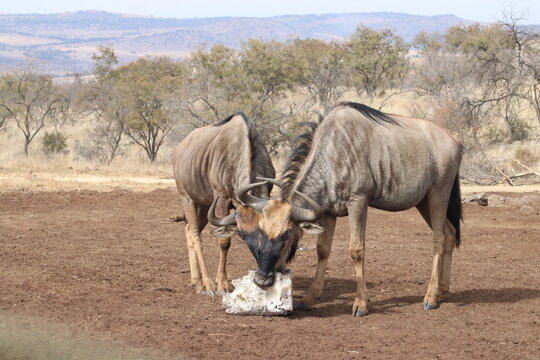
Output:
(446, 173), (462, 248)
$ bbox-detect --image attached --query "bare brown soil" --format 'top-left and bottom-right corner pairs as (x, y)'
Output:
(1, 188), (539, 359)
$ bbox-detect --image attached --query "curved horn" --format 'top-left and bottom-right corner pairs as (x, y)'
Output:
(237, 181), (268, 212)
(256, 177), (283, 188)
(208, 196), (236, 226)
(291, 190), (324, 222)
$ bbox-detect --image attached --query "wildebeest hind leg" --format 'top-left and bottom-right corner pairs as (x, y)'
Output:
(439, 219), (456, 297)
(297, 215), (336, 310)
(185, 201), (215, 294)
(185, 225), (202, 293)
(212, 197), (232, 293)
(421, 191), (452, 310)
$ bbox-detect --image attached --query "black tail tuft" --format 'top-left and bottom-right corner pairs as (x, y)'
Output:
(446, 173), (463, 248)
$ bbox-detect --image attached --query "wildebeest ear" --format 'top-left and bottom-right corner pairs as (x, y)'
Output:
(299, 222), (325, 235)
(211, 225), (237, 238)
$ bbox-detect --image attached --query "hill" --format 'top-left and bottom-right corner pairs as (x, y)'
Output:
(0, 10), (474, 74)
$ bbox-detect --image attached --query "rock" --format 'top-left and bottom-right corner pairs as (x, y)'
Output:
(463, 193), (488, 206)
(222, 270), (293, 316)
(486, 194), (506, 207)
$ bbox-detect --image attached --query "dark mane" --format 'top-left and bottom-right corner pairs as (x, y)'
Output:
(339, 101), (398, 125)
(280, 103), (397, 198)
(213, 111), (250, 127)
(280, 121), (319, 198)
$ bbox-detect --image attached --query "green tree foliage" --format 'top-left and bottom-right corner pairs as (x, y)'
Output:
(444, 23), (515, 57)
(238, 39), (307, 151)
(289, 39), (348, 114)
(92, 45), (119, 82)
(239, 39), (302, 118)
(186, 41), (305, 152)
(345, 26), (410, 98)
(412, 31), (444, 53)
(187, 44), (244, 124)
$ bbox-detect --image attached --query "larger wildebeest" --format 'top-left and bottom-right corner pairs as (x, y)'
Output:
(172, 112), (275, 294)
(209, 102), (462, 316)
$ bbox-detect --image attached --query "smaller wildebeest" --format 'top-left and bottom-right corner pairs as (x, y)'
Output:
(209, 102), (462, 316)
(172, 112), (275, 294)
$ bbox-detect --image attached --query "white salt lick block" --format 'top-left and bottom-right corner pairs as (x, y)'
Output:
(222, 270), (293, 316)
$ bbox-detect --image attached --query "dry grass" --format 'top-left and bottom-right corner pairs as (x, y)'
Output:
(0, 314), (171, 360)
(0, 117), (175, 187)
(0, 91), (538, 191)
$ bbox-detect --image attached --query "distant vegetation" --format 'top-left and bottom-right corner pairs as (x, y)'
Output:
(0, 14), (538, 184)
(0, 10), (473, 73)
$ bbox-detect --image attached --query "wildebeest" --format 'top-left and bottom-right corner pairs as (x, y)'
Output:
(209, 102), (462, 316)
(172, 112), (275, 294)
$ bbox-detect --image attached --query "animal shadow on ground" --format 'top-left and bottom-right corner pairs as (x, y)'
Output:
(446, 287), (540, 306)
(291, 276), (363, 318)
(369, 287), (540, 315)
(291, 276), (540, 318)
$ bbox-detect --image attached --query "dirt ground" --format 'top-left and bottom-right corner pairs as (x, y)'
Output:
(0, 187), (539, 359)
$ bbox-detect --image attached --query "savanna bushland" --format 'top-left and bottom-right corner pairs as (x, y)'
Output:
(0, 15), (539, 185)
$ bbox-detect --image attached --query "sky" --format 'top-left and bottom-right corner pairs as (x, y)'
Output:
(1, 0), (539, 24)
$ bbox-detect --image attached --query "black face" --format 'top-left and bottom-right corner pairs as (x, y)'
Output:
(238, 227), (299, 289)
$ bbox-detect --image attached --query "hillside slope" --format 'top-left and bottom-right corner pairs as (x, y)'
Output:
(0, 10), (473, 74)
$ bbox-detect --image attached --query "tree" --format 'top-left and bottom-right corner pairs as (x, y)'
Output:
(0, 67), (62, 155)
(238, 39), (308, 152)
(186, 44), (244, 125)
(443, 23), (515, 57)
(345, 26), (409, 100)
(185, 41), (306, 153)
(289, 39), (348, 114)
(498, 14), (540, 126)
(78, 46), (128, 164)
(411, 20), (539, 146)
(116, 56), (185, 162)
(239, 39), (302, 120)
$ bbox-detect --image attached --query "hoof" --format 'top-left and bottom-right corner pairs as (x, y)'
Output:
(295, 303), (312, 311)
(422, 302), (437, 310)
(217, 291), (226, 297)
(200, 290), (216, 296)
(352, 308), (368, 317)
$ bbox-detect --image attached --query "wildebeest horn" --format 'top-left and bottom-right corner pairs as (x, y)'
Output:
(291, 190), (324, 222)
(256, 176), (283, 188)
(208, 196), (236, 226)
(237, 181), (268, 212)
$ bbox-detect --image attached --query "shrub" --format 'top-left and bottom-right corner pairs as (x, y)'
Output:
(42, 131), (68, 155)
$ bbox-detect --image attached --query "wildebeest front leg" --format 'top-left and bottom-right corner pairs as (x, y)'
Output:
(348, 197), (369, 317)
(215, 237), (231, 293)
(297, 215), (336, 310)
